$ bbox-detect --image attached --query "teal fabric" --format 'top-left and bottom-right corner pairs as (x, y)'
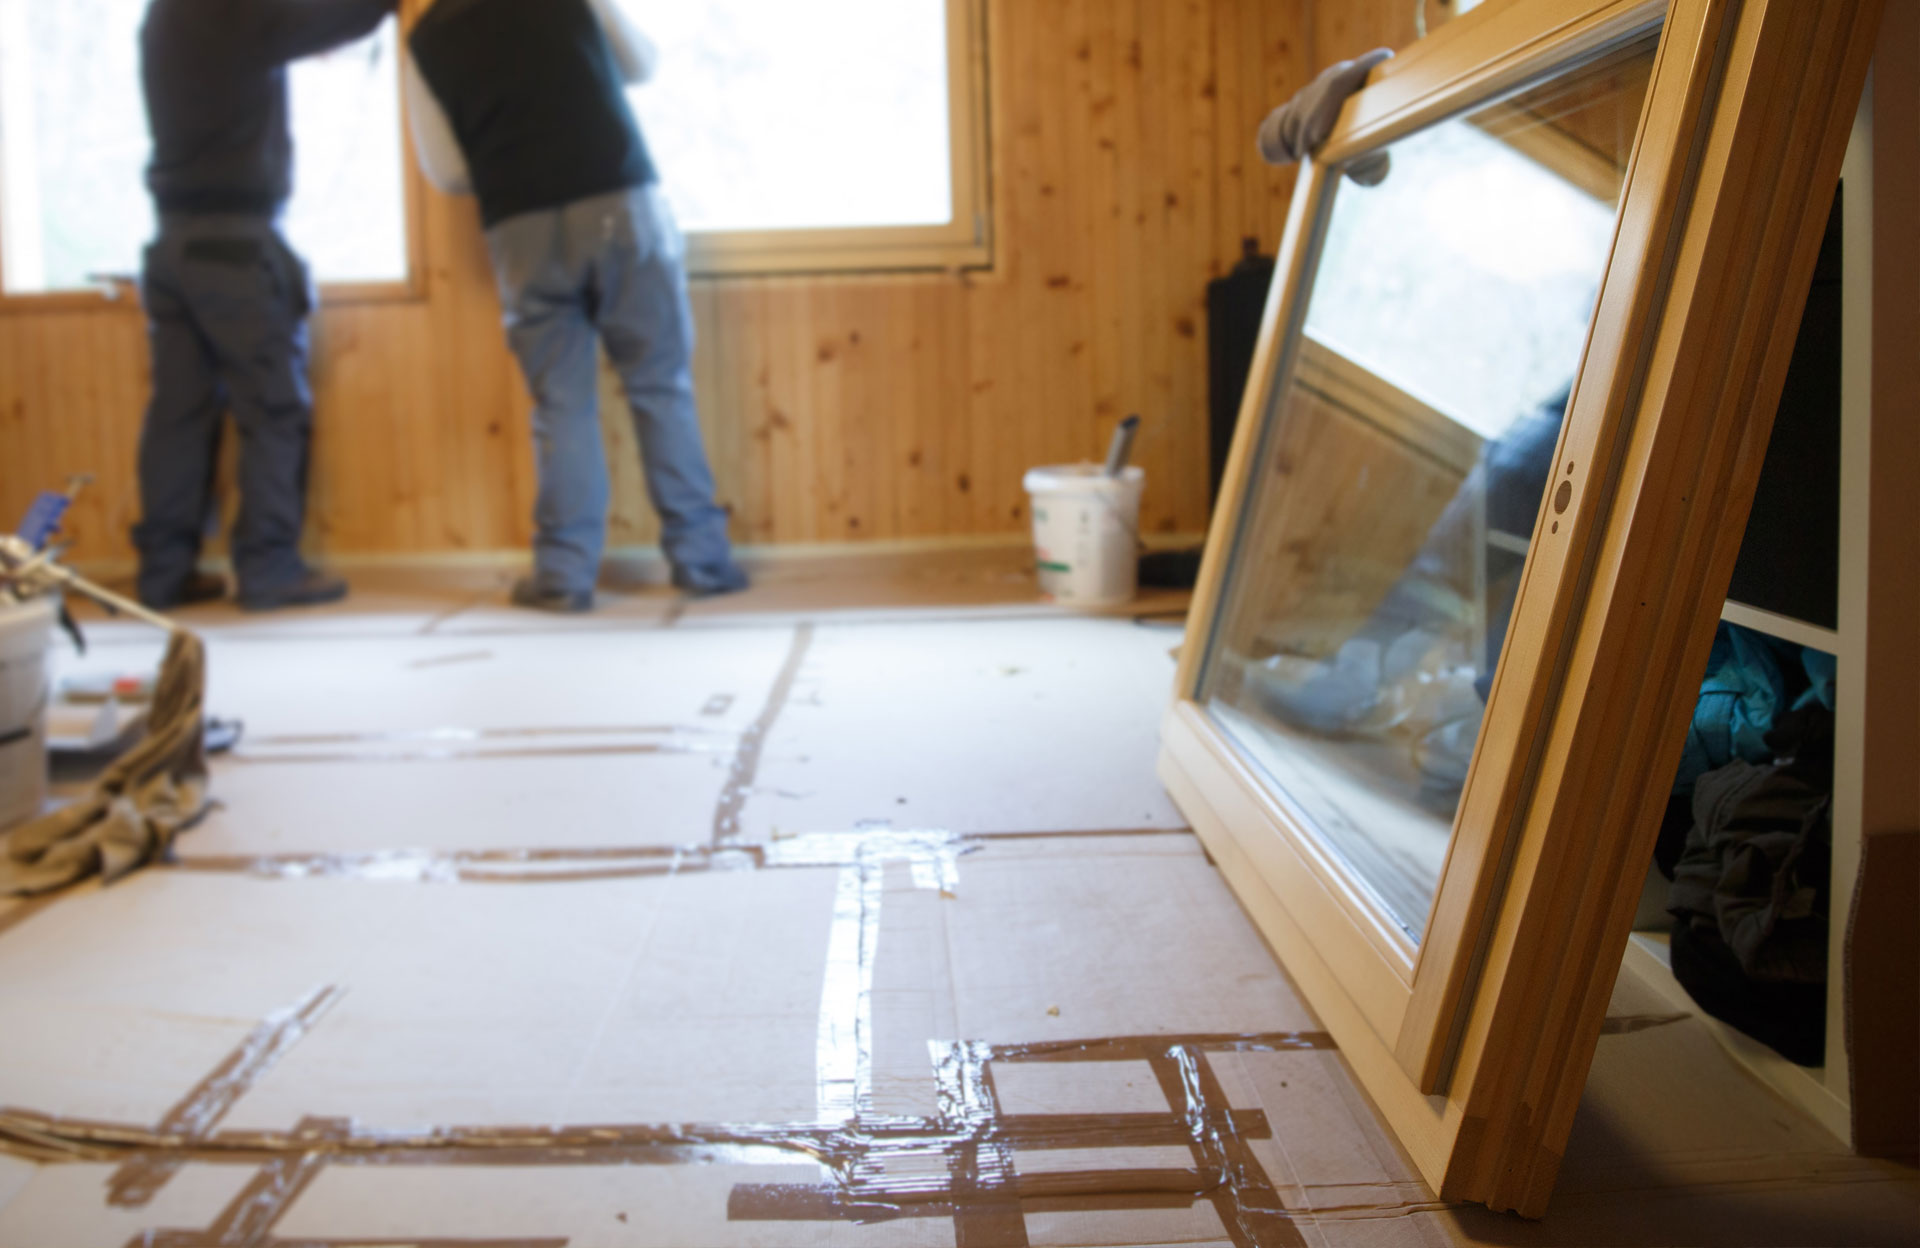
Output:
(1676, 624), (1788, 795)
(1795, 648), (1837, 712)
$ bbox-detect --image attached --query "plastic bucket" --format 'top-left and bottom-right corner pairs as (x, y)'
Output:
(1023, 464), (1145, 608)
(0, 596), (55, 831)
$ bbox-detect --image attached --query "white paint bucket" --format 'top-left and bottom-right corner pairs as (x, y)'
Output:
(1023, 464), (1145, 608)
(0, 596), (55, 831)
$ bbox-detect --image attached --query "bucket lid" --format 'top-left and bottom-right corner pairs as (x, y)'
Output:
(1023, 463), (1146, 494)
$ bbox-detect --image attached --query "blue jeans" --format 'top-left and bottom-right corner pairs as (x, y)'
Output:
(487, 186), (733, 593)
(133, 213), (317, 601)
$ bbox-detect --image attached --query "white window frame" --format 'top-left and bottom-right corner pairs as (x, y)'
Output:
(675, 0), (993, 278)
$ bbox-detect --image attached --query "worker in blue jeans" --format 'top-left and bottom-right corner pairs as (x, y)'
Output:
(405, 0), (746, 611)
(135, 0), (396, 611)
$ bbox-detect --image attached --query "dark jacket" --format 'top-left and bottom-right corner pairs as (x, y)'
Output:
(142, 0), (397, 215)
(410, 0), (657, 229)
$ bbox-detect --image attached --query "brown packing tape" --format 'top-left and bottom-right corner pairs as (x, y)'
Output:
(243, 726), (728, 746)
(1, 1031), (1331, 1237)
(156, 829), (1190, 889)
(965, 827), (1195, 843)
(226, 743), (725, 766)
(711, 623), (814, 845)
(108, 985), (344, 1208)
(231, 724), (737, 765)
(405, 650), (495, 670)
(163, 829), (976, 888)
(9, 820), (1321, 1244)
(1148, 1047), (1303, 1248)
(194, 1144), (328, 1246)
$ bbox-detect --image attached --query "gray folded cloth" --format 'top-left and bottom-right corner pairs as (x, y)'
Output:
(1258, 47), (1394, 186)
(0, 630), (208, 896)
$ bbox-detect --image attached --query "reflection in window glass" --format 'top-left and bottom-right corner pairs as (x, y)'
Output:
(617, 0), (954, 233)
(1305, 123), (1618, 441)
(1198, 37), (1657, 940)
(0, 0), (406, 294)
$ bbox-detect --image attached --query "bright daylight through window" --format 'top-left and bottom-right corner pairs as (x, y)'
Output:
(1305, 120), (1617, 442)
(0, 0), (408, 296)
(617, 0), (983, 271)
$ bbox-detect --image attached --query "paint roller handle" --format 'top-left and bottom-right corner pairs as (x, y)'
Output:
(1103, 415), (1142, 477)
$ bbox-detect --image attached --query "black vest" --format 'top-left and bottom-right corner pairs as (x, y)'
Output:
(411, 0), (658, 229)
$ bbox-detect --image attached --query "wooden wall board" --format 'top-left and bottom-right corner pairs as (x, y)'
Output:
(0, 0), (1313, 569)
(1851, 0), (1920, 1161)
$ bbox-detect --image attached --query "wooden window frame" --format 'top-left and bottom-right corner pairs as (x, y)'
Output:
(1159, 0), (1880, 1216)
(677, 0), (993, 278)
(0, 7), (427, 315)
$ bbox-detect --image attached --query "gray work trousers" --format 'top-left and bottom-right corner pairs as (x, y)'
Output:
(486, 185), (733, 593)
(133, 213), (317, 602)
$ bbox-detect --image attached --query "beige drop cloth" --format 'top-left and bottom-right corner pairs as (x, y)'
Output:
(0, 630), (208, 895)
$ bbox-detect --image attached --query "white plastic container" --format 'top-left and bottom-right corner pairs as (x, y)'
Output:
(1023, 464), (1146, 608)
(0, 595), (55, 831)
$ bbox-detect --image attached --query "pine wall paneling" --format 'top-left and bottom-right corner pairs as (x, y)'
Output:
(0, 0), (1319, 569)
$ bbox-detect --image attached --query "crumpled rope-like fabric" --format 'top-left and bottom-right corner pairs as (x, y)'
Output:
(0, 630), (208, 896)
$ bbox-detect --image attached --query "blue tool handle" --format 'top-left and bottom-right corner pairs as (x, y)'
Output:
(18, 492), (70, 551)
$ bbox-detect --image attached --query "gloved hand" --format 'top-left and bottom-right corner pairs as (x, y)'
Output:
(1257, 47), (1394, 186)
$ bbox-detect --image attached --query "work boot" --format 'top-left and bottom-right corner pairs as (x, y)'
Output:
(139, 571), (228, 611)
(510, 576), (594, 614)
(238, 570), (349, 613)
(671, 559), (750, 599)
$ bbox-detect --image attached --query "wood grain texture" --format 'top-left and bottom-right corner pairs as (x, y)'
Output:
(1217, 352), (1467, 665)
(0, 0), (1311, 568)
(1852, 0), (1920, 1162)
(1447, 0), (1884, 1212)
(1164, 0), (1884, 1216)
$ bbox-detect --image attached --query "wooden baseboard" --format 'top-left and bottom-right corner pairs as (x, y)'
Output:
(70, 532), (1211, 592)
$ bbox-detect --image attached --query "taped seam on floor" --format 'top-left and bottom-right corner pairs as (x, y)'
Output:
(711, 622), (814, 846)
(230, 724), (739, 767)
(157, 828), (1188, 889)
(3, 824), (1316, 1245)
(0, 1034), (1333, 1168)
(101, 984), (342, 1209)
(0, 873), (1327, 1248)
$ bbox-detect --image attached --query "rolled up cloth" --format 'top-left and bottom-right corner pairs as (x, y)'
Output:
(0, 629), (208, 896)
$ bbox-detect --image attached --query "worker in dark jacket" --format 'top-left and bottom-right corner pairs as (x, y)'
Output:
(405, 0), (746, 612)
(135, 0), (398, 611)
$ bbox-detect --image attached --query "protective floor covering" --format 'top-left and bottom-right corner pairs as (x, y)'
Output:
(5, 572), (1917, 1247)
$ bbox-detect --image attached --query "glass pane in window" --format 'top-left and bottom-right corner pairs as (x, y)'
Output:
(285, 28), (409, 285)
(1197, 36), (1658, 942)
(617, 0), (954, 233)
(0, 0), (406, 295)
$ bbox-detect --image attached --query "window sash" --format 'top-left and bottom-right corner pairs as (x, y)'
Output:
(0, 2), (419, 309)
(674, 0), (992, 277)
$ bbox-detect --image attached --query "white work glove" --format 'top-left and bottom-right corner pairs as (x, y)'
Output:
(1257, 48), (1394, 187)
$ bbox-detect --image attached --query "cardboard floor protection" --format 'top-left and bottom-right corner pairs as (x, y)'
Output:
(738, 619), (1189, 839)
(3, 578), (1916, 1247)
